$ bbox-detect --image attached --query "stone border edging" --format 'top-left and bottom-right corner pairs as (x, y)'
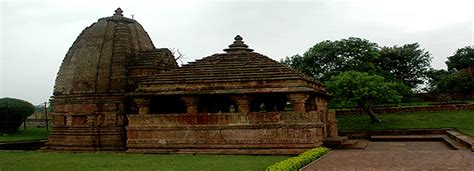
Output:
(0, 140), (47, 150)
(340, 128), (474, 150)
(335, 104), (474, 115)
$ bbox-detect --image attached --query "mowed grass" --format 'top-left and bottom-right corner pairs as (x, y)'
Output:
(0, 151), (289, 171)
(0, 128), (49, 142)
(2, 110), (472, 170)
(337, 110), (474, 136)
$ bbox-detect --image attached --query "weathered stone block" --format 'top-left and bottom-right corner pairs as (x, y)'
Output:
(53, 115), (66, 126)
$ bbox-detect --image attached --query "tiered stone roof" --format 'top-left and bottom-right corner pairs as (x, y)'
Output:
(135, 35), (327, 95)
(129, 49), (178, 71)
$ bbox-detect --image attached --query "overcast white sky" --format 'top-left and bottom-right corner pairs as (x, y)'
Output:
(1, 0), (473, 105)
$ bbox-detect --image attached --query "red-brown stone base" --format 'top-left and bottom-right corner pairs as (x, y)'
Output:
(126, 144), (322, 155)
(42, 126), (125, 151)
(126, 123), (325, 155)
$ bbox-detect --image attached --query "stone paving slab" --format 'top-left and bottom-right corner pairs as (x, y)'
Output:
(303, 141), (474, 170)
(364, 141), (452, 151)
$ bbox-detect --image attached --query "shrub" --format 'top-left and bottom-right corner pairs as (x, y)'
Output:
(0, 97), (35, 133)
(266, 147), (330, 171)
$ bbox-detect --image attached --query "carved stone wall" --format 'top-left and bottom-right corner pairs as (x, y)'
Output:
(126, 112), (324, 154)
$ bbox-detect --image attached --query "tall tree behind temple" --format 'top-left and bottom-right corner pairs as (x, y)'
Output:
(282, 38), (432, 89)
(427, 46), (474, 95)
(446, 46), (474, 72)
(378, 43), (431, 88)
(281, 37), (380, 82)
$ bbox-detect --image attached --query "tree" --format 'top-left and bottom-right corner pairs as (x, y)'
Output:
(426, 46), (474, 94)
(435, 72), (474, 93)
(427, 69), (474, 93)
(282, 37), (380, 82)
(425, 69), (450, 92)
(446, 46), (474, 71)
(326, 71), (403, 123)
(282, 38), (432, 90)
(0, 98), (35, 133)
(378, 43), (432, 88)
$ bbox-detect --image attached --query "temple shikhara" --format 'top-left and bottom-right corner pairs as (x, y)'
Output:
(44, 8), (340, 154)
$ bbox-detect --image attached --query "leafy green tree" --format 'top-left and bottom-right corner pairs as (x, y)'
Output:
(0, 97), (35, 133)
(326, 71), (403, 123)
(446, 46), (474, 71)
(379, 43), (431, 88)
(282, 38), (431, 90)
(428, 70), (474, 93)
(426, 46), (474, 94)
(436, 72), (474, 93)
(425, 69), (450, 92)
(282, 37), (380, 82)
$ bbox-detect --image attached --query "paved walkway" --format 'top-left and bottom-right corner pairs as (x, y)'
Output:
(303, 141), (474, 170)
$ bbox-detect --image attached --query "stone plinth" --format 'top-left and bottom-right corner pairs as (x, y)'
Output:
(126, 112), (324, 154)
(43, 126), (125, 151)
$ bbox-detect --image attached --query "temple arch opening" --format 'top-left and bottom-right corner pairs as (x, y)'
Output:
(197, 95), (237, 113)
(249, 93), (290, 112)
(150, 96), (187, 114)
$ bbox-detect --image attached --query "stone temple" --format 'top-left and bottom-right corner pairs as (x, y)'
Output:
(44, 8), (340, 154)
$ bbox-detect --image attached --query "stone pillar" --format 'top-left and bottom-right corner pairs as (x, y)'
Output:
(232, 95), (251, 113)
(66, 115), (73, 126)
(316, 96), (330, 137)
(315, 97), (327, 111)
(316, 97), (327, 121)
(181, 96), (199, 114)
(134, 98), (150, 115)
(87, 114), (97, 126)
(288, 93), (309, 112)
(327, 110), (339, 138)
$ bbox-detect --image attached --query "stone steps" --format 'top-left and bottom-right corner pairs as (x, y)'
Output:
(352, 140), (369, 149)
(324, 139), (368, 149)
(446, 130), (474, 149)
(341, 140), (359, 149)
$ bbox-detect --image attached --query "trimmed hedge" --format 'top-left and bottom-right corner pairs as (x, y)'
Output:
(0, 97), (35, 133)
(266, 147), (330, 171)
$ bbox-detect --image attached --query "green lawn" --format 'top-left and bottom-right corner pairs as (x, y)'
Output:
(0, 151), (289, 171)
(330, 99), (474, 109)
(0, 128), (49, 142)
(2, 110), (472, 170)
(337, 110), (474, 136)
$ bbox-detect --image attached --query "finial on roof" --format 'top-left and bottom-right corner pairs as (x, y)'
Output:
(114, 8), (123, 16)
(224, 35), (254, 53)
